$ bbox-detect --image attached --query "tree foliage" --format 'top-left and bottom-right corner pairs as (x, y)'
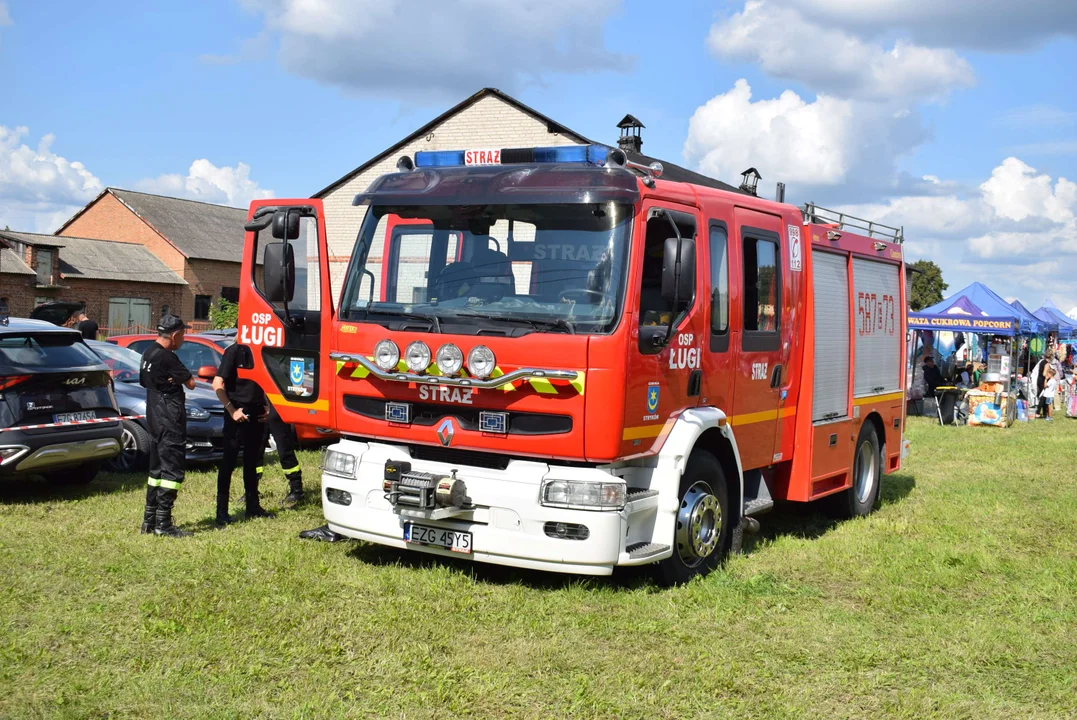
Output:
(909, 260), (947, 311)
(208, 298), (238, 329)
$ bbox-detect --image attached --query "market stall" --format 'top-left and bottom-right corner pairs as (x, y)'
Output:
(908, 282), (1031, 427)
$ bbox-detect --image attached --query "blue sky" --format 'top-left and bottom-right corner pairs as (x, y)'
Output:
(2, 0), (1076, 310)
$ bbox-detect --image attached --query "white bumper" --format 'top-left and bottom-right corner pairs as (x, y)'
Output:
(320, 439), (633, 576)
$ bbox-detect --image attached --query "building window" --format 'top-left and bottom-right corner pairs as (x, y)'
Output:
(220, 287), (239, 303)
(35, 296), (50, 307)
(194, 295), (212, 320)
(36, 249), (54, 285)
(108, 298), (152, 333)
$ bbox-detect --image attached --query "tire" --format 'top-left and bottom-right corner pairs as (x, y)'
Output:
(45, 463), (100, 486)
(655, 450), (731, 586)
(107, 420), (151, 472)
(828, 422), (882, 519)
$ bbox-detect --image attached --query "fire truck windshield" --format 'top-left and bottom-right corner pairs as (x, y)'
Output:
(339, 203), (632, 335)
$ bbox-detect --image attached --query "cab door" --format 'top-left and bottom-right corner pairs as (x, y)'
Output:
(699, 212), (736, 415)
(620, 202), (706, 457)
(238, 199), (335, 430)
(730, 208), (785, 471)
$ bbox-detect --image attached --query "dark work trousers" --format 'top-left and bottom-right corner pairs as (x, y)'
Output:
(262, 404), (303, 494)
(146, 392), (187, 521)
(216, 412), (267, 518)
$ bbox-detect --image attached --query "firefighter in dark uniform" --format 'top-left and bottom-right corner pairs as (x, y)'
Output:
(138, 314), (196, 538)
(212, 343), (271, 525)
(260, 403), (305, 508)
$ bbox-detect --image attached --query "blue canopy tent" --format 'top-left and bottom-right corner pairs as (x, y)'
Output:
(908, 282), (1023, 336)
(1011, 299), (1052, 334)
(1034, 300), (1077, 339)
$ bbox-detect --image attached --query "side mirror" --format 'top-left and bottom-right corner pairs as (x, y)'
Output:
(272, 210), (301, 240)
(661, 237), (696, 304)
(233, 344), (255, 370)
(197, 365), (217, 380)
(263, 242), (295, 303)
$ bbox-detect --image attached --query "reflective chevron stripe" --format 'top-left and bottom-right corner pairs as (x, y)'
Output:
(335, 358), (585, 395)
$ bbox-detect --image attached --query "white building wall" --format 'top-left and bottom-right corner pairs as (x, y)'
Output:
(320, 95), (586, 306)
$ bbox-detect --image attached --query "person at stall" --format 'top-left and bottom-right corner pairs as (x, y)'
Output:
(1041, 366), (1058, 421)
(923, 356), (944, 394)
(958, 364), (974, 388)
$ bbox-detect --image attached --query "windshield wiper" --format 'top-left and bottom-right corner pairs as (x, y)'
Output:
(367, 309), (442, 333)
(453, 312), (574, 335)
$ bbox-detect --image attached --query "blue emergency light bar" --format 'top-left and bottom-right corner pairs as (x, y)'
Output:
(413, 144), (613, 169)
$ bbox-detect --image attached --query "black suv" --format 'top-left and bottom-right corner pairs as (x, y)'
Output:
(0, 318), (123, 484)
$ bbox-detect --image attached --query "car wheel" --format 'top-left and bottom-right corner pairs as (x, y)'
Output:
(655, 450), (731, 586)
(827, 422), (882, 519)
(107, 420), (151, 472)
(45, 463), (100, 486)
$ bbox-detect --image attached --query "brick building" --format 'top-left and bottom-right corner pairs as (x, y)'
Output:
(0, 230), (186, 331)
(55, 188), (248, 322)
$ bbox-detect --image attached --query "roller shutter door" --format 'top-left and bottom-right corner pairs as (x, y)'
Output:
(852, 258), (902, 397)
(812, 250), (850, 422)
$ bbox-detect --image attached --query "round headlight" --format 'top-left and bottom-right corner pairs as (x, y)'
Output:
(373, 339), (400, 371)
(466, 345), (496, 379)
(404, 341), (431, 373)
(435, 343), (464, 376)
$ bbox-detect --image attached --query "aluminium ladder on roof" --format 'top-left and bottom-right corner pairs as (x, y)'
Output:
(802, 202), (904, 244)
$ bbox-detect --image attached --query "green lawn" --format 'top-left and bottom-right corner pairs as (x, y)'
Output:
(2, 417), (1076, 719)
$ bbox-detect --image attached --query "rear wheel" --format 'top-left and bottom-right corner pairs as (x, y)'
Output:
(107, 420), (150, 472)
(655, 450), (730, 586)
(45, 463), (100, 486)
(828, 422), (882, 518)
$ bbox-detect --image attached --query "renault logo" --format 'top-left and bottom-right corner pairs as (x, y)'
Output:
(436, 418), (455, 447)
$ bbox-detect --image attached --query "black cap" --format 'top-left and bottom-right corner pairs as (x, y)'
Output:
(157, 314), (190, 334)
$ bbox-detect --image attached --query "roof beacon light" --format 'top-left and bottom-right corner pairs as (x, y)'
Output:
(413, 144), (613, 169)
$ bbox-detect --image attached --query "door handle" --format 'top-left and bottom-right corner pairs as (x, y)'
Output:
(770, 364), (783, 389)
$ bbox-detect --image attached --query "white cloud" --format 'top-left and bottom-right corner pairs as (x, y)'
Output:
(773, 0), (1077, 51)
(0, 2), (11, 27)
(234, 0), (630, 100)
(136, 159), (274, 208)
(980, 158), (1076, 223)
(835, 158), (1077, 306)
(683, 79), (927, 193)
(709, 1), (974, 100)
(0, 125), (103, 232)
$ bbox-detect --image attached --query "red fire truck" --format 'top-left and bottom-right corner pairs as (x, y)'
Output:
(238, 143), (908, 584)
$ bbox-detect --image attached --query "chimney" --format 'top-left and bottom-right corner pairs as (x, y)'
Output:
(616, 114), (644, 154)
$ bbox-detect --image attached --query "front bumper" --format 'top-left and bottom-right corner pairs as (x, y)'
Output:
(321, 439), (630, 576)
(0, 423), (123, 476)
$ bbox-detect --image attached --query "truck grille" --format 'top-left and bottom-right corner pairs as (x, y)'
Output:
(344, 395), (571, 435)
(407, 445), (511, 471)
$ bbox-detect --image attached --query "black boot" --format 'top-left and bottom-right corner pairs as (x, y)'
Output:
(215, 472), (234, 527)
(140, 484), (158, 534)
(154, 487), (193, 538)
(245, 490), (271, 519)
(282, 471), (304, 509)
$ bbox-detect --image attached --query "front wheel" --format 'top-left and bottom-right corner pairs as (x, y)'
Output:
(655, 450), (730, 586)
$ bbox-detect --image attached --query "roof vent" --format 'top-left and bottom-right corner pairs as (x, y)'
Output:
(739, 167), (761, 197)
(617, 114), (644, 154)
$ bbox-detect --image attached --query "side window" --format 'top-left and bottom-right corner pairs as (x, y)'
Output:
(709, 224), (729, 351)
(742, 231), (781, 350)
(128, 340), (153, 354)
(637, 209), (696, 353)
(253, 214), (322, 313)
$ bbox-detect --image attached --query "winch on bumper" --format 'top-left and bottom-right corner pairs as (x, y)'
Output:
(319, 438), (648, 576)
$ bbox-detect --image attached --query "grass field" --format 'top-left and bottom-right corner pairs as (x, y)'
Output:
(2, 417), (1076, 718)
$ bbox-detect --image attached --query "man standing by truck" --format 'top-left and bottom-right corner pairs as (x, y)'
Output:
(213, 343), (272, 524)
(139, 314), (196, 538)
